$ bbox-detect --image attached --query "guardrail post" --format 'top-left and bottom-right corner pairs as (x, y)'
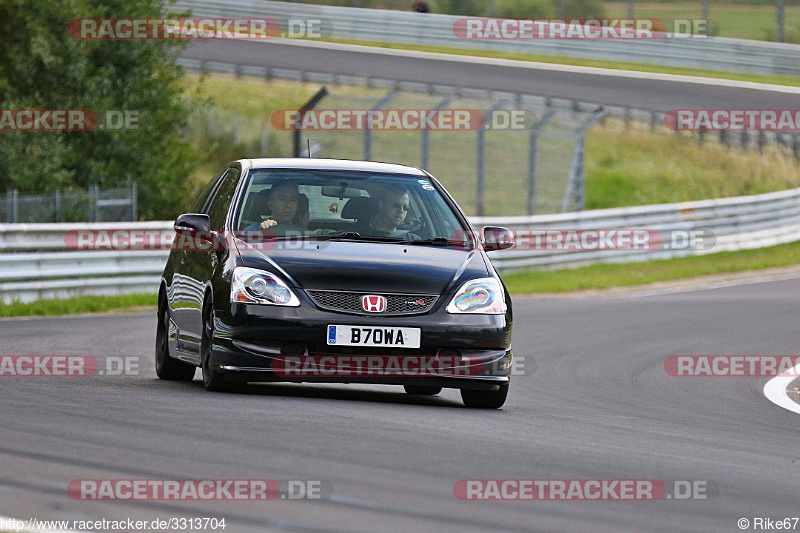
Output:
(131, 182), (138, 221)
(54, 189), (61, 222)
(364, 90), (397, 161)
(698, 128), (705, 147)
(563, 109), (605, 212)
(778, 0), (785, 42)
(649, 111), (656, 131)
(89, 184), (98, 222)
(261, 124), (269, 156)
(793, 134), (799, 162)
(741, 130), (749, 150)
(757, 130), (765, 153)
(527, 107), (556, 215)
(8, 189), (18, 223)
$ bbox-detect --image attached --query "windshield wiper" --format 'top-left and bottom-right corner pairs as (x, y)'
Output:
(409, 237), (456, 246)
(317, 232), (405, 243)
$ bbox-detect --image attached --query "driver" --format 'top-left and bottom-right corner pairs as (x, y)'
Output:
(366, 186), (414, 238)
(256, 181), (305, 236)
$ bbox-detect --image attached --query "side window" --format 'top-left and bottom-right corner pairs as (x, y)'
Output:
(189, 167), (228, 214)
(206, 170), (239, 229)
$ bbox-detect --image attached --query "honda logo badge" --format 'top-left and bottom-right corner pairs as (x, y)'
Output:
(362, 295), (386, 312)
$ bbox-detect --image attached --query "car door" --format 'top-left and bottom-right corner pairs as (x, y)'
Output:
(169, 168), (228, 348)
(181, 167), (240, 351)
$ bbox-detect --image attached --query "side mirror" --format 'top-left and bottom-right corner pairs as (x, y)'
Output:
(482, 226), (515, 252)
(174, 213), (214, 245)
(174, 213), (211, 234)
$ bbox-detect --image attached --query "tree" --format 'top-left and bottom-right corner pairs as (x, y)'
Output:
(0, 0), (198, 219)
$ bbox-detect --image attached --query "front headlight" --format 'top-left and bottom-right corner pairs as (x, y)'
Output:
(446, 277), (506, 314)
(230, 267), (300, 306)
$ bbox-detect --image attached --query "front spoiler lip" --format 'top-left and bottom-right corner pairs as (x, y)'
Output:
(215, 367), (509, 391)
(208, 339), (512, 390)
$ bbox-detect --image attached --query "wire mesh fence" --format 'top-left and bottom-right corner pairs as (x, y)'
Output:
(0, 184), (137, 223)
(292, 88), (598, 216)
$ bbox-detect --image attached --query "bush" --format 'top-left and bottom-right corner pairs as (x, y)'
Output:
(0, 0), (198, 220)
(436, 0), (488, 16)
(494, 0), (555, 19)
(558, 0), (605, 18)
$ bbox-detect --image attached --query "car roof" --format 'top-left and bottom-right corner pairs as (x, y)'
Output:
(244, 158), (427, 177)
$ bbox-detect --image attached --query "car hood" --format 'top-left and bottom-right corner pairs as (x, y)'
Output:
(235, 239), (489, 295)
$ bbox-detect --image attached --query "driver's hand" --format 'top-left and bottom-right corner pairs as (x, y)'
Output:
(259, 219), (277, 229)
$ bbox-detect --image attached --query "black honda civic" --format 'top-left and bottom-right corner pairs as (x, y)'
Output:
(156, 158), (515, 408)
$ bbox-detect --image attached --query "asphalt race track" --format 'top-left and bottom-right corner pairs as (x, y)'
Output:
(2, 276), (799, 532)
(181, 39), (800, 112)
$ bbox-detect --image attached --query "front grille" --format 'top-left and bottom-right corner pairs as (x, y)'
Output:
(305, 290), (438, 316)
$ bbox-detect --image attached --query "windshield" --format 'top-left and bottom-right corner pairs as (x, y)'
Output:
(234, 169), (474, 246)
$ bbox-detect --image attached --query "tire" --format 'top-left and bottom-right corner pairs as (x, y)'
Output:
(155, 293), (196, 381)
(201, 297), (233, 392)
(461, 383), (509, 409)
(403, 385), (442, 396)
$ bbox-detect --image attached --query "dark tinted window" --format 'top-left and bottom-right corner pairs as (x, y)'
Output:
(207, 169), (239, 229)
(189, 167), (228, 214)
(234, 170), (471, 245)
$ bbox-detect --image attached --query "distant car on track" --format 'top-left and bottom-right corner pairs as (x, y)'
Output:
(156, 159), (514, 408)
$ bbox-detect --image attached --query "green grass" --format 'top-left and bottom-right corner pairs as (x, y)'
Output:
(605, 2), (800, 42)
(502, 240), (800, 293)
(585, 119), (800, 208)
(0, 293), (156, 318)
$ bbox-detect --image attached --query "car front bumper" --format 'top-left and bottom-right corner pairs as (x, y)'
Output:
(208, 300), (513, 390)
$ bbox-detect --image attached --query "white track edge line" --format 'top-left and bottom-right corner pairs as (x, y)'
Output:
(763, 364), (800, 415)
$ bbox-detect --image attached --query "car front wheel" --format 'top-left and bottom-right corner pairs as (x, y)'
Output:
(155, 294), (195, 381)
(201, 298), (233, 392)
(461, 383), (508, 409)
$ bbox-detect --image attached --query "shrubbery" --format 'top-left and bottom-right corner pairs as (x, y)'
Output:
(0, 0), (198, 220)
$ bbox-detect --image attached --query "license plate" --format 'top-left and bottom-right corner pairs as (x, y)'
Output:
(327, 325), (421, 349)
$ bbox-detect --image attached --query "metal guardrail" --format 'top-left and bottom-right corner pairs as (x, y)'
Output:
(3, 186), (800, 302)
(177, 0), (800, 76)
